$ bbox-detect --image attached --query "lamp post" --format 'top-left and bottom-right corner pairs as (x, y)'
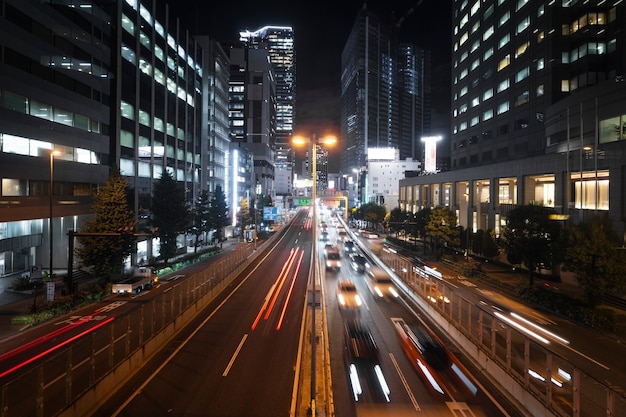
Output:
(292, 133), (336, 413)
(39, 149), (61, 310)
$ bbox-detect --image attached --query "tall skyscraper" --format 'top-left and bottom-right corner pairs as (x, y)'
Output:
(400, 0), (626, 236)
(239, 26), (296, 197)
(340, 5), (432, 174)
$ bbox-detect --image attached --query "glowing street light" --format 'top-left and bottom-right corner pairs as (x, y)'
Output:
(291, 132), (336, 413)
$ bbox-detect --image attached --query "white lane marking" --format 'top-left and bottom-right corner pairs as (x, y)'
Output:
(389, 352), (421, 411)
(222, 334), (248, 376)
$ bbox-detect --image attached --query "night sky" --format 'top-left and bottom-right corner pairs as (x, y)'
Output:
(167, 0), (452, 169)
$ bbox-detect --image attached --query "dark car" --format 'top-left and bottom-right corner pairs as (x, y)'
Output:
(343, 240), (356, 254)
(350, 253), (368, 273)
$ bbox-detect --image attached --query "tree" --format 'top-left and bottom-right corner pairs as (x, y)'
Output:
(425, 207), (459, 259)
(387, 208), (408, 236)
(237, 198), (253, 236)
(356, 202), (386, 231)
(563, 214), (626, 306)
(500, 204), (561, 287)
(208, 185), (230, 243)
(414, 207), (431, 254)
(482, 229), (500, 259)
(151, 170), (190, 264)
(190, 190), (210, 253)
(76, 169), (136, 279)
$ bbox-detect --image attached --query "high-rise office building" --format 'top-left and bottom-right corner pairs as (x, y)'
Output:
(0, 0), (232, 273)
(340, 5), (432, 175)
(400, 1), (626, 236)
(0, 0), (112, 275)
(239, 26), (295, 197)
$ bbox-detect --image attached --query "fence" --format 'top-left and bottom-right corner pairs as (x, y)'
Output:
(381, 251), (626, 417)
(0, 245), (252, 417)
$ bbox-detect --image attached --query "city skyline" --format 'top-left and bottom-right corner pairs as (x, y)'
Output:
(167, 0), (452, 170)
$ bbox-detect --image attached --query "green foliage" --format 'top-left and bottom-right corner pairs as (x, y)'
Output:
(562, 214), (626, 306)
(151, 170), (190, 263)
(208, 185), (230, 242)
(354, 202), (387, 230)
(190, 190), (211, 252)
(500, 204), (561, 287)
(518, 286), (616, 331)
(425, 207), (460, 258)
(76, 169), (136, 279)
(482, 229), (500, 259)
(237, 198), (253, 234)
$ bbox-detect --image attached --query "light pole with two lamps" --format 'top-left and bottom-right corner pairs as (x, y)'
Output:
(291, 133), (336, 414)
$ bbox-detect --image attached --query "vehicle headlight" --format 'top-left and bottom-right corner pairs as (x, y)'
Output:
(355, 295), (362, 306)
(338, 294), (346, 305)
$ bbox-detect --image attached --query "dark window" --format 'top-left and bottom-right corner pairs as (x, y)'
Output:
(498, 124), (509, 135)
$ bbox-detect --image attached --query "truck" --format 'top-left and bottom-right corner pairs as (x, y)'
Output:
(112, 267), (158, 295)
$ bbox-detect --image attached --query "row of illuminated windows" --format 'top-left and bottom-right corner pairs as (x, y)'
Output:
(121, 130), (200, 164)
(562, 12), (606, 34)
(121, 43), (197, 108)
(123, 0), (201, 77)
(0, 133), (100, 164)
(561, 42), (609, 63)
(400, 174), (609, 213)
(120, 101), (186, 140)
(1, 177), (93, 197)
(1, 90), (102, 134)
(119, 158), (196, 183)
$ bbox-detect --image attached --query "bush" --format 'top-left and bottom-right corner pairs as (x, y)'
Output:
(518, 286), (616, 331)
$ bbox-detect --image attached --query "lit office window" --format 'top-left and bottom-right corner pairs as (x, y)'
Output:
(471, 58), (480, 71)
(516, 41), (530, 58)
(497, 78), (510, 92)
(483, 25), (494, 41)
(470, 0), (480, 15)
(471, 40), (480, 53)
(471, 96), (480, 107)
(471, 116), (479, 126)
(516, 0), (529, 11)
(483, 46), (494, 60)
(139, 109), (150, 127)
(498, 55), (511, 71)
(483, 109), (493, 120)
(499, 11), (510, 27)
(472, 21), (480, 34)
(121, 44), (136, 64)
(121, 101), (134, 120)
(497, 101), (509, 114)
(515, 67), (529, 82)
(498, 33), (510, 49)
(537, 58), (544, 70)
(516, 16), (530, 34)
(121, 14), (134, 35)
(483, 88), (494, 100)
(537, 84), (544, 96)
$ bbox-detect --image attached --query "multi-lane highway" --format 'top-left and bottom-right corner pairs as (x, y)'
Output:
(2, 206), (624, 416)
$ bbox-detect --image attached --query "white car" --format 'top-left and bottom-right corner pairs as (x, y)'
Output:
(325, 249), (341, 271)
(337, 279), (362, 310)
(366, 266), (399, 300)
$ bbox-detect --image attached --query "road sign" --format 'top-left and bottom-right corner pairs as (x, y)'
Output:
(263, 206), (278, 220)
(297, 198), (311, 206)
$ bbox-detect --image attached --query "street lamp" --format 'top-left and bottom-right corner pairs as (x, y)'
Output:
(38, 149), (61, 310)
(291, 133), (336, 413)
